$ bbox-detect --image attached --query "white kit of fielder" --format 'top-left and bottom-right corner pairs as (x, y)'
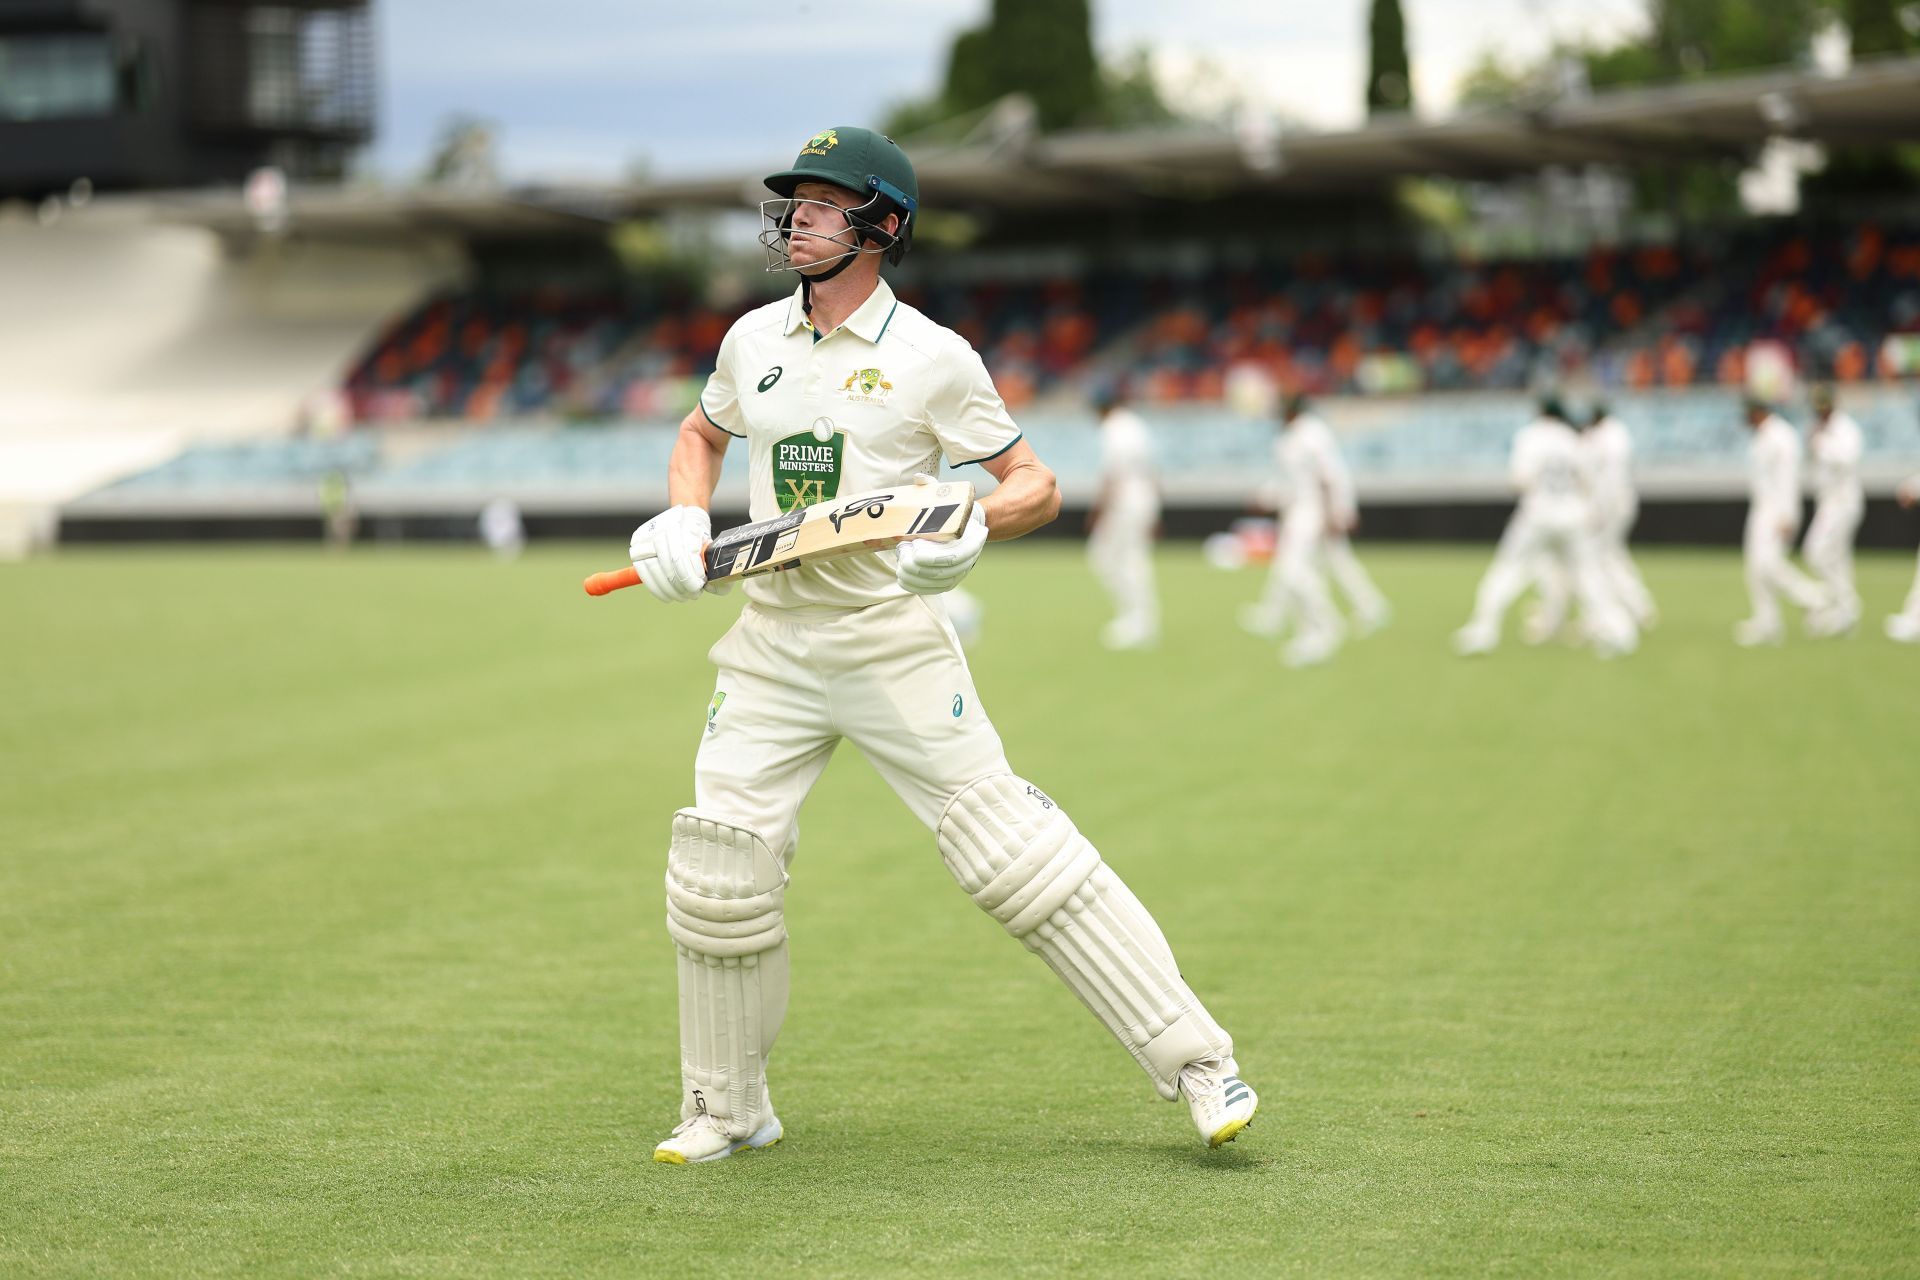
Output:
(1737, 410), (1828, 647)
(1243, 411), (1350, 666)
(1888, 473), (1920, 644)
(1804, 406), (1864, 636)
(1087, 402), (1161, 649)
(631, 128), (1254, 1165)
(1528, 411), (1655, 643)
(1307, 411), (1390, 635)
(1455, 412), (1637, 658)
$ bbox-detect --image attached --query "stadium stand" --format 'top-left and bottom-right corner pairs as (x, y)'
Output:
(339, 220), (1920, 420)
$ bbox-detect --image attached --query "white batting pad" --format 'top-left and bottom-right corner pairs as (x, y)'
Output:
(937, 775), (1232, 1099)
(665, 808), (789, 1138)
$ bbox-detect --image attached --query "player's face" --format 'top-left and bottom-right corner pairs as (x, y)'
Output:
(786, 182), (861, 271)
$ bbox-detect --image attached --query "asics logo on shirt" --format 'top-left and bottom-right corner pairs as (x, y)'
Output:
(757, 366), (783, 393)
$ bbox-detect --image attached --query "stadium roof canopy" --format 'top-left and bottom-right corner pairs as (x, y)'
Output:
(157, 54), (1920, 238)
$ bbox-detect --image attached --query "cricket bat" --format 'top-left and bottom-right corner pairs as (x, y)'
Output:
(584, 481), (976, 596)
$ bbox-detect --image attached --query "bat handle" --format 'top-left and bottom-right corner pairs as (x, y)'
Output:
(584, 566), (642, 596)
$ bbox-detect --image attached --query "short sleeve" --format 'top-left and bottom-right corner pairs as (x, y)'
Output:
(928, 343), (1021, 466)
(1510, 428), (1538, 487)
(696, 324), (747, 438)
(1839, 422), (1864, 466)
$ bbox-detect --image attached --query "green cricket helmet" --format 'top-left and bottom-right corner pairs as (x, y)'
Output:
(761, 126), (919, 269)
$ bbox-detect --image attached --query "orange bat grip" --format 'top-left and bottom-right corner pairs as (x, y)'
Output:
(583, 566), (642, 596)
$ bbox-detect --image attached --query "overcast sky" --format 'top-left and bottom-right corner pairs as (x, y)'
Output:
(369, 0), (1649, 183)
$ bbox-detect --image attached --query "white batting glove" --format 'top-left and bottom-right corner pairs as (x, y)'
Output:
(896, 502), (988, 595)
(629, 505), (711, 604)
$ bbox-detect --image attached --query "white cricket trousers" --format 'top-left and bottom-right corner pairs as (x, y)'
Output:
(680, 593), (1234, 1109)
(1467, 510), (1633, 647)
(1597, 507), (1655, 623)
(1322, 534), (1389, 622)
(1535, 507), (1654, 633)
(1088, 500), (1159, 636)
(1255, 507), (1342, 644)
(1743, 511), (1825, 631)
(695, 596), (1011, 856)
(1803, 498), (1862, 620)
(1899, 548), (1920, 627)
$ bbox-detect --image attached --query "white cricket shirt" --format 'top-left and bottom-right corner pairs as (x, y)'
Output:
(1748, 415), (1803, 520)
(1583, 416), (1637, 523)
(1099, 407), (1158, 515)
(697, 278), (1023, 614)
(1808, 412), (1864, 510)
(1510, 417), (1589, 525)
(1276, 415), (1356, 522)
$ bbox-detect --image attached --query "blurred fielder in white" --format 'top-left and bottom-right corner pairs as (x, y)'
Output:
(1239, 394), (1357, 667)
(1455, 397), (1637, 658)
(1887, 473), (1920, 644)
(1736, 397), (1828, 647)
(1803, 386), (1864, 637)
(478, 496), (526, 560)
(1086, 383), (1160, 650)
(1526, 401), (1655, 644)
(1315, 408), (1391, 636)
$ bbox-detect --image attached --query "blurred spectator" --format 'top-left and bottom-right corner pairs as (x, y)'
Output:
(342, 219), (1920, 423)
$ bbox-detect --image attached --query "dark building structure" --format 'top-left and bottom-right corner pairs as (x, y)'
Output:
(0, 0), (373, 198)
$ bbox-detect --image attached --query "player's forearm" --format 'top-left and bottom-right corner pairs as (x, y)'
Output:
(980, 456), (1061, 541)
(667, 413), (728, 509)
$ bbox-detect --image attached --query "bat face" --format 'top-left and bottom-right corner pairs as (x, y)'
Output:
(705, 482), (975, 581)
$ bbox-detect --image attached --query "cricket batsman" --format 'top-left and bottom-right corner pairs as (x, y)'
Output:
(627, 127), (1256, 1164)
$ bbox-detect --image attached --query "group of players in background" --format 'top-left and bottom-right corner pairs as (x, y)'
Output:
(1084, 384), (1920, 659)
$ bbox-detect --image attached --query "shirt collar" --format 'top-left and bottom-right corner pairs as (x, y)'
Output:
(782, 277), (898, 344)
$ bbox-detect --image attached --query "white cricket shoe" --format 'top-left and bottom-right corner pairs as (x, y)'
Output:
(653, 1107), (783, 1165)
(1353, 603), (1392, 638)
(1178, 1059), (1258, 1148)
(1238, 604), (1284, 639)
(1806, 606), (1857, 638)
(1452, 624), (1497, 657)
(1520, 606), (1559, 647)
(1282, 632), (1339, 668)
(1733, 618), (1784, 648)
(1101, 618), (1160, 651)
(1887, 614), (1920, 644)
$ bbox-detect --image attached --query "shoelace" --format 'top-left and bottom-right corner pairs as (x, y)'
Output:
(1178, 1067), (1221, 1101)
(669, 1112), (725, 1139)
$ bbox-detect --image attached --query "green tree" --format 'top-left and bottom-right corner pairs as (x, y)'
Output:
(988, 0), (1101, 130)
(1801, 0), (1920, 203)
(1367, 0), (1414, 115)
(887, 0), (1175, 139)
(1097, 49), (1183, 129)
(1454, 50), (1533, 109)
(1839, 0), (1916, 55)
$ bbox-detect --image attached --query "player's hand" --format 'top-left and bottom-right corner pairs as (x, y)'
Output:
(896, 502), (988, 595)
(1899, 479), (1919, 509)
(629, 505), (711, 603)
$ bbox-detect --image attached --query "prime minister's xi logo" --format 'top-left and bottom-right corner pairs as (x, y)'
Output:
(841, 367), (894, 405)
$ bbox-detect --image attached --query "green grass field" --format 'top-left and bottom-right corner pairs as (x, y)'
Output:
(3, 543), (1916, 1278)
